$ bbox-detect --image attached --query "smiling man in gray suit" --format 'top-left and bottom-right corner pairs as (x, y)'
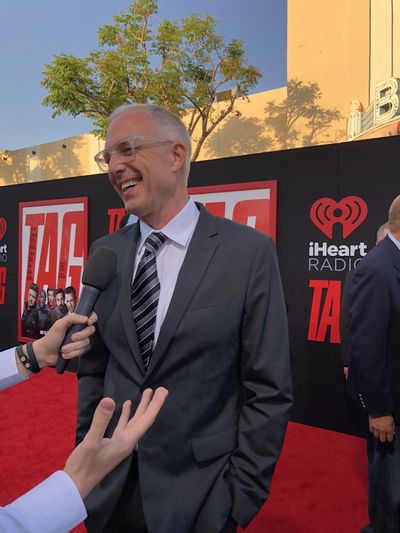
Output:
(77, 103), (292, 533)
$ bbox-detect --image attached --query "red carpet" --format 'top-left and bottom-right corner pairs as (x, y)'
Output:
(0, 369), (368, 532)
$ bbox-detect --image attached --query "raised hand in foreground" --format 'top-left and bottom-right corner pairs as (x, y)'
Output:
(64, 388), (169, 499)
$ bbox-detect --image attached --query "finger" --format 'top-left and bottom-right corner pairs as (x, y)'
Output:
(61, 337), (89, 352)
(61, 339), (90, 358)
(64, 313), (89, 329)
(85, 398), (116, 444)
(49, 314), (88, 341)
(87, 312), (98, 326)
(127, 388), (168, 438)
(69, 325), (96, 343)
(60, 347), (88, 360)
(113, 400), (132, 434)
(147, 387), (169, 414)
(130, 389), (154, 422)
(387, 427), (395, 442)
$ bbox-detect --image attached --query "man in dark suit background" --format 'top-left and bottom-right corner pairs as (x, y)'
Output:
(21, 282), (39, 338)
(340, 221), (389, 379)
(77, 103), (292, 533)
(348, 196), (400, 532)
(37, 288), (51, 335)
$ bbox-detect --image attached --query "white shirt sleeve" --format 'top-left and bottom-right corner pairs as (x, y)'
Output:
(0, 471), (87, 533)
(0, 347), (27, 392)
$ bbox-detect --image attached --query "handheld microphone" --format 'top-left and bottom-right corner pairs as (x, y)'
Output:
(56, 247), (117, 374)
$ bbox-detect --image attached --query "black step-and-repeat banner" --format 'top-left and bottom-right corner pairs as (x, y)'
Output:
(1, 135), (400, 436)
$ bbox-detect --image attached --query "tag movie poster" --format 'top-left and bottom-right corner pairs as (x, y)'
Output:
(18, 198), (88, 343)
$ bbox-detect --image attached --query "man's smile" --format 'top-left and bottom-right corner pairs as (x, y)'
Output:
(120, 177), (141, 193)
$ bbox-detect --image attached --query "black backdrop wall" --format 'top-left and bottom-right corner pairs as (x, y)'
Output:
(1, 135), (399, 436)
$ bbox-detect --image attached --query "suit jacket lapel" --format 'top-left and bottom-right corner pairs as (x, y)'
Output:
(119, 223), (146, 376)
(146, 206), (219, 378)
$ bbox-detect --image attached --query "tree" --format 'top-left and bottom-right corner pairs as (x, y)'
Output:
(41, 0), (261, 160)
(264, 79), (342, 149)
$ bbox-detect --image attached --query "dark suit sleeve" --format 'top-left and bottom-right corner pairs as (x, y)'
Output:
(228, 237), (293, 527)
(339, 272), (352, 366)
(348, 261), (393, 415)
(75, 243), (109, 445)
(76, 328), (109, 445)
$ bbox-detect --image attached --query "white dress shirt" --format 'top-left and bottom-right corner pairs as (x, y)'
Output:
(0, 347), (26, 391)
(388, 231), (400, 250)
(127, 213), (138, 225)
(134, 198), (200, 344)
(0, 347), (87, 532)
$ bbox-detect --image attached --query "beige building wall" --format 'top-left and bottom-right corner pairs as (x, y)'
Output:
(287, 0), (370, 144)
(2, 0), (399, 184)
(0, 134), (103, 186)
(0, 88), (287, 184)
(347, 0), (400, 141)
(370, 0), (393, 98)
(394, 0), (400, 80)
(196, 87), (287, 161)
(370, 0), (400, 98)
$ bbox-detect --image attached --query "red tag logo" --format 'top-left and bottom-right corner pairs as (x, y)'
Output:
(0, 218), (7, 241)
(189, 181), (277, 240)
(310, 196), (368, 239)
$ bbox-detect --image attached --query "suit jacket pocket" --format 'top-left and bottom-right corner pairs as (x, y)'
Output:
(192, 425), (238, 463)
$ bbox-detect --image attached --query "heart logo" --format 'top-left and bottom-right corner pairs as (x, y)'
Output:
(310, 196), (368, 239)
(0, 218), (6, 241)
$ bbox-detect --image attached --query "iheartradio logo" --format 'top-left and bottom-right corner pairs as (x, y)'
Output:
(310, 196), (368, 239)
(0, 218), (7, 241)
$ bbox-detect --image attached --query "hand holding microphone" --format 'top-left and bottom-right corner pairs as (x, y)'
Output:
(56, 247), (117, 374)
(15, 313), (98, 378)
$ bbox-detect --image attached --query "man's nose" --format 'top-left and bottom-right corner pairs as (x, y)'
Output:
(107, 151), (127, 174)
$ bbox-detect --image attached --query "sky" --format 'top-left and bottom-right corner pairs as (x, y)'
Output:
(0, 0), (286, 151)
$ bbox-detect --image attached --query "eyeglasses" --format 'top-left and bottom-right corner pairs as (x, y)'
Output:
(94, 136), (173, 172)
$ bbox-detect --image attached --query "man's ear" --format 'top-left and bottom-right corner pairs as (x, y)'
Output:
(170, 142), (186, 173)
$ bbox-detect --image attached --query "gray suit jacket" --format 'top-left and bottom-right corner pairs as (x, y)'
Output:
(77, 204), (292, 533)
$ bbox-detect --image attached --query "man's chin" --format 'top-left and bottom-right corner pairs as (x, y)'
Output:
(124, 201), (141, 218)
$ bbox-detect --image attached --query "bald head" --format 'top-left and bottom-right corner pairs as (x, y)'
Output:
(388, 194), (400, 237)
(105, 103), (190, 229)
(108, 104), (191, 182)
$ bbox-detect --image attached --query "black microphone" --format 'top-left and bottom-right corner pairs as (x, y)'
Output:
(56, 247), (117, 374)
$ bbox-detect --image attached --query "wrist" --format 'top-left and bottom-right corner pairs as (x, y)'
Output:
(31, 338), (46, 368)
(15, 345), (32, 377)
(15, 342), (41, 375)
(63, 466), (93, 500)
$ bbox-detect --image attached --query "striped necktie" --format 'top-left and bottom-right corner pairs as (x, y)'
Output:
(131, 232), (167, 370)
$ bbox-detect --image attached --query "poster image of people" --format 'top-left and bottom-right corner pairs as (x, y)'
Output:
(18, 197), (88, 343)
(21, 283), (78, 339)
(37, 289), (51, 333)
(21, 283), (39, 338)
(65, 286), (77, 313)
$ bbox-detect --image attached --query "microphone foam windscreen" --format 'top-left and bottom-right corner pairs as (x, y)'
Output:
(82, 247), (117, 290)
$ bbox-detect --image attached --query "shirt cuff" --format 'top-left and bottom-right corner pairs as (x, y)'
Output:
(0, 347), (28, 392)
(5, 470), (87, 532)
